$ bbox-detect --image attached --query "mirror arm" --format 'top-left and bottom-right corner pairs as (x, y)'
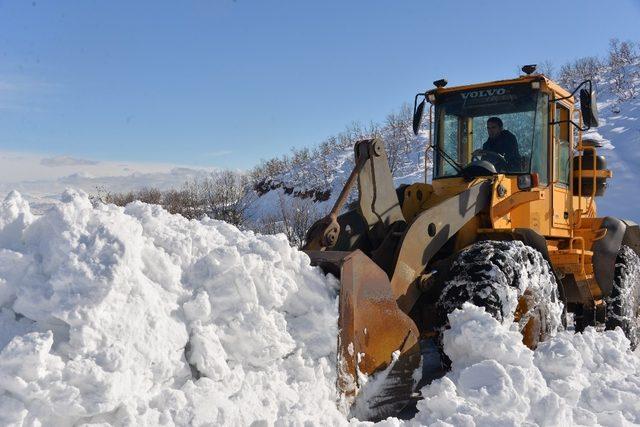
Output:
(413, 92), (462, 174)
(550, 79), (593, 103)
(570, 119), (592, 132)
(549, 119), (591, 132)
(549, 79), (596, 131)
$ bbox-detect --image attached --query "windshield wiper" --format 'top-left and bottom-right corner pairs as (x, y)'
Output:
(431, 144), (464, 175)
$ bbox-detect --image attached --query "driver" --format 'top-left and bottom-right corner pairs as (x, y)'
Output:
(481, 117), (521, 171)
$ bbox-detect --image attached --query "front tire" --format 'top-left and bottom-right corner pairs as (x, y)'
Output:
(436, 240), (563, 349)
(605, 245), (640, 349)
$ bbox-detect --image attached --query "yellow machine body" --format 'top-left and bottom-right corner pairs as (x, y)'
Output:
(402, 74), (615, 317)
(303, 73), (631, 421)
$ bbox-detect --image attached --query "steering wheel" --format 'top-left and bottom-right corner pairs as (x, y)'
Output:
(471, 149), (507, 170)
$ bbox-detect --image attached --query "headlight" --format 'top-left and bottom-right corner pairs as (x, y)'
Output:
(517, 173), (539, 190)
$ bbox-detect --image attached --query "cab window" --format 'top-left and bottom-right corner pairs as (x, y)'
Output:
(433, 84), (547, 179)
(554, 104), (571, 186)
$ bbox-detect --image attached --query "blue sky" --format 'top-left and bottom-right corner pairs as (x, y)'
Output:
(1, 0), (640, 170)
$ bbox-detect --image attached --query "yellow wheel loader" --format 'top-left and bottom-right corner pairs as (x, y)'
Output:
(302, 65), (640, 421)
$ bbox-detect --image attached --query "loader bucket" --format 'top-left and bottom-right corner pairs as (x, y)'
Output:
(313, 250), (421, 421)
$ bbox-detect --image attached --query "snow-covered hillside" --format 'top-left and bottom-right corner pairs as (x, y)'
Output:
(587, 89), (640, 221)
(248, 111), (428, 223)
(1, 191), (640, 426)
(250, 69), (640, 224)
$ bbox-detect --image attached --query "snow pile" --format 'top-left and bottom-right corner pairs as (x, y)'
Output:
(2, 190), (640, 426)
(0, 190), (343, 426)
(405, 304), (640, 427)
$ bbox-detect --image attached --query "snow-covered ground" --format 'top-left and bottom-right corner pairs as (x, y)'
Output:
(0, 190), (342, 425)
(1, 191), (640, 426)
(1, 64), (639, 427)
(397, 306), (640, 427)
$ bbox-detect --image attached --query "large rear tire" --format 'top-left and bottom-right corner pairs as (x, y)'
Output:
(605, 245), (640, 349)
(436, 240), (563, 350)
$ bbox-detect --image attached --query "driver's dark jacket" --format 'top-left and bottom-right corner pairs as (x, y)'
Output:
(482, 130), (521, 170)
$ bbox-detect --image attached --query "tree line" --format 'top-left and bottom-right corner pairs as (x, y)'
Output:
(555, 38), (639, 103)
(93, 171), (254, 226)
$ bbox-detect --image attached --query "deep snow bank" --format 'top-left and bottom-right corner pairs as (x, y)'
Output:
(0, 190), (343, 426)
(2, 190), (640, 427)
(385, 304), (640, 427)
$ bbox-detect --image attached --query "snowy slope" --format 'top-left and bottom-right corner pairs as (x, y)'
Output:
(248, 121), (428, 223)
(1, 191), (640, 426)
(588, 84), (640, 221)
(251, 73), (639, 224)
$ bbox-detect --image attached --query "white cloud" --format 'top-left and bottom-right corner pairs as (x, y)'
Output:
(0, 150), (217, 211)
(204, 150), (233, 157)
(40, 156), (99, 167)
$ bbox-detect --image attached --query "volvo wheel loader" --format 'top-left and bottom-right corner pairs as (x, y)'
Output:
(302, 65), (640, 421)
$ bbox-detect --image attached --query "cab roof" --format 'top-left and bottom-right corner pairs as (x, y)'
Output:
(428, 74), (573, 101)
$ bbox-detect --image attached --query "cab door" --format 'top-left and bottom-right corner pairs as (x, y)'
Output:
(552, 103), (572, 230)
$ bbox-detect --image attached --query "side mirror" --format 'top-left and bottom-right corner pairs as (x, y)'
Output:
(413, 98), (426, 135)
(580, 88), (599, 128)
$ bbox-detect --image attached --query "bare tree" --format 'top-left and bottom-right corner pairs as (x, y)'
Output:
(162, 181), (204, 219)
(199, 171), (256, 227)
(315, 137), (339, 187)
(93, 170), (255, 225)
(273, 192), (325, 246)
(608, 38), (639, 102)
(339, 122), (366, 149)
(539, 60), (555, 78)
(575, 57), (602, 83)
(253, 213), (284, 236)
(251, 156), (290, 183)
(558, 56), (602, 89)
(383, 103), (414, 174)
(93, 186), (163, 208)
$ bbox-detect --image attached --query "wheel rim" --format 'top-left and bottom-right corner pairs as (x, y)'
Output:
(514, 290), (545, 349)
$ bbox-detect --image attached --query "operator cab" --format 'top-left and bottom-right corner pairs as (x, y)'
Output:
(408, 69), (606, 236)
(431, 81), (548, 181)
(412, 69), (600, 186)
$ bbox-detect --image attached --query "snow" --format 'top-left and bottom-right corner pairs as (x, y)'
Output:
(402, 304), (640, 427)
(582, 75), (640, 222)
(0, 190), (342, 426)
(1, 191), (640, 426)
(349, 349), (403, 421)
